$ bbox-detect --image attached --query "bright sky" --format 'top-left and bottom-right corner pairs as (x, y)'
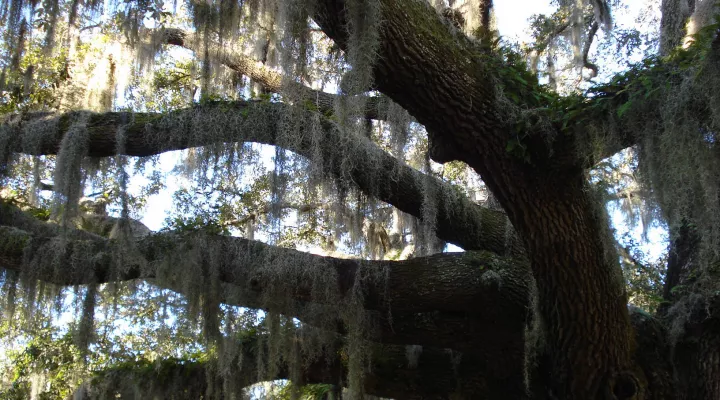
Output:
(494, 0), (555, 41)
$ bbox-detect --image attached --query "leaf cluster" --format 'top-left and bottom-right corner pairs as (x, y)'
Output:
(0, 328), (84, 400)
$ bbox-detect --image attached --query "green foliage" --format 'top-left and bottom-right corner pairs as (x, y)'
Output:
(573, 17), (720, 126)
(0, 39), (70, 114)
(488, 40), (560, 109)
(0, 327), (84, 400)
(90, 356), (204, 382)
(619, 234), (666, 313)
(165, 213), (230, 236)
(276, 381), (336, 400)
(0, 188), (51, 220)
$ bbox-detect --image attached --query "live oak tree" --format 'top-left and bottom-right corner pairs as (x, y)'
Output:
(1, 0), (720, 399)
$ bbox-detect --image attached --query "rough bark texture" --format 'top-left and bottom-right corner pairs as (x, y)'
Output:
(3, 0), (720, 398)
(661, 222), (699, 303)
(314, 1), (637, 397)
(659, 219), (720, 400)
(671, 294), (720, 400)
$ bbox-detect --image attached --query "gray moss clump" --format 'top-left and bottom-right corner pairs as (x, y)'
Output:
(0, 121), (16, 176)
(146, 231), (379, 397)
(52, 113), (90, 228)
(0, 225), (31, 256)
(627, 55), (720, 276)
(404, 344), (422, 369)
(333, 0), (382, 141)
(343, 0), (382, 96)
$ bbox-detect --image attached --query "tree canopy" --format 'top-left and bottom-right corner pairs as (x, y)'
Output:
(1, 0), (720, 399)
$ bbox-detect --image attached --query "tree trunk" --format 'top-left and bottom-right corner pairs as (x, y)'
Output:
(491, 170), (636, 399)
(672, 297), (720, 400)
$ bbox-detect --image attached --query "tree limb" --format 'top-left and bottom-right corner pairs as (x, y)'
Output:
(312, 0), (509, 167)
(156, 28), (384, 120)
(74, 302), (678, 400)
(0, 200), (532, 354)
(78, 336), (496, 399)
(0, 102), (523, 255)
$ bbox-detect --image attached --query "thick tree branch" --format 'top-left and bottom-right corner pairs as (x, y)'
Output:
(313, 0), (509, 167)
(0, 208), (527, 315)
(309, 0), (648, 170)
(0, 102), (523, 255)
(156, 28), (383, 120)
(0, 201), (531, 354)
(74, 302), (678, 400)
(78, 337), (492, 399)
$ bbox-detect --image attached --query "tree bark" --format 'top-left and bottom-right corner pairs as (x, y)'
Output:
(77, 336), (520, 399)
(313, 1), (637, 397)
(671, 294), (720, 400)
(157, 28), (384, 121)
(0, 104), (523, 255)
(73, 303), (677, 399)
(0, 201), (531, 354)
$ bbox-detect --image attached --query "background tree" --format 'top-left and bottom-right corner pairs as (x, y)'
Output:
(1, 0), (719, 399)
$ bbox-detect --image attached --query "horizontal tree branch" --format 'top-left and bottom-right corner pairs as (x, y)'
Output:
(0, 201), (531, 355)
(157, 28), (384, 120)
(0, 101), (524, 255)
(75, 303), (675, 400)
(78, 335), (497, 399)
(1, 202), (672, 397)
